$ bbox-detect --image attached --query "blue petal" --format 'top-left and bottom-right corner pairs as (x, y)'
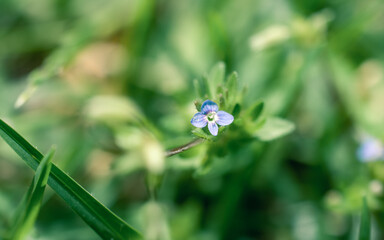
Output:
(357, 138), (384, 162)
(216, 111), (234, 126)
(191, 112), (207, 128)
(201, 100), (218, 114)
(208, 122), (218, 136)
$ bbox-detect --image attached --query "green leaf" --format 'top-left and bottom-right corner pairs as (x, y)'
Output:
(248, 100), (264, 121)
(358, 197), (371, 240)
(194, 99), (202, 112)
(0, 119), (142, 240)
(226, 71), (238, 103)
(218, 93), (225, 109)
(192, 128), (213, 141)
(232, 103), (241, 118)
(208, 62), (225, 97)
(193, 79), (204, 99)
(7, 147), (54, 240)
(194, 77), (210, 99)
(254, 117), (295, 141)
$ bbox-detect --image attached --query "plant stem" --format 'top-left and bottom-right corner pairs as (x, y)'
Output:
(165, 138), (204, 157)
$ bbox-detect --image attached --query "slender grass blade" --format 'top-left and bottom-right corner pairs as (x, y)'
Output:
(358, 197), (371, 240)
(0, 119), (142, 240)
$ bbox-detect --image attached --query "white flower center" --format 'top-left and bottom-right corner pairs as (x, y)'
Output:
(206, 112), (217, 123)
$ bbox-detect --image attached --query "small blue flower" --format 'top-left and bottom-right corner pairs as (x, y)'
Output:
(357, 135), (384, 162)
(191, 100), (234, 136)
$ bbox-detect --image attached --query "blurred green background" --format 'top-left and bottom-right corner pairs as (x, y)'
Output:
(1, 0), (384, 239)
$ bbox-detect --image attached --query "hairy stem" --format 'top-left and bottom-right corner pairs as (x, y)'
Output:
(165, 138), (204, 157)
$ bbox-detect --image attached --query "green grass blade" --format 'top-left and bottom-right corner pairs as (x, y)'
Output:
(0, 119), (142, 240)
(358, 197), (371, 240)
(8, 147), (54, 240)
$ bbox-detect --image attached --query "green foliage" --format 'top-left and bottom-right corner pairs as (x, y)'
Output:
(254, 117), (295, 141)
(226, 72), (239, 105)
(191, 128), (213, 141)
(7, 147), (54, 240)
(208, 62), (225, 97)
(0, 120), (141, 240)
(248, 100), (264, 121)
(1, 0), (384, 239)
(358, 197), (371, 240)
(189, 64), (294, 176)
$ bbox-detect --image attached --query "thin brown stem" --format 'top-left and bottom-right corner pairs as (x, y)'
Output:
(165, 138), (205, 157)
